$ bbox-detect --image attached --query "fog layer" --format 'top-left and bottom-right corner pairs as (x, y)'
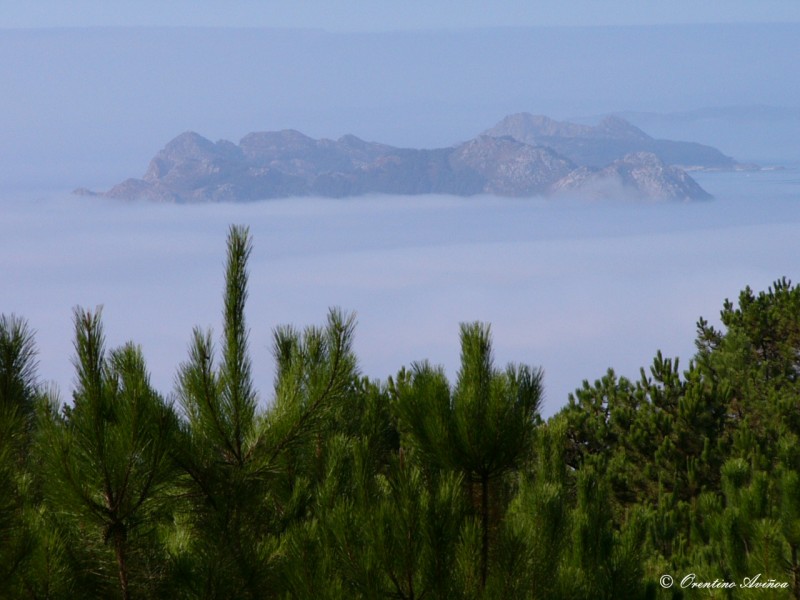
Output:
(3, 170), (798, 416)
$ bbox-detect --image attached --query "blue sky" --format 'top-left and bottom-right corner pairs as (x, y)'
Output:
(2, 0), (800, 30)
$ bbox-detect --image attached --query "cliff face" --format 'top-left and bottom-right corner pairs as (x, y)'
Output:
(83, 115), (720, 202)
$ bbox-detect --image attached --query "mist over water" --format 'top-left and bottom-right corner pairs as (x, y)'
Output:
(3, 169), (799, 416)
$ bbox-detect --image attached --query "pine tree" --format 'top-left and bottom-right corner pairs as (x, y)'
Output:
(173, 225), (357, 597)
(0, 315), (39, 597)
(393, 322), (543, 590)
(37, 308), (178, 599)
(172, 224), (270, 597)
(499, 419), (572, 599)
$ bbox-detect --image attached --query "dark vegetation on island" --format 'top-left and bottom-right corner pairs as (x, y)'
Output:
(2, 226), (800, 598)
(76, 114), (749, 204)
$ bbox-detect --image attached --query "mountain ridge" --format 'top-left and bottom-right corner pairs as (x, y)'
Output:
(483, 112), (739, 170)
(78, 115), (727, 202)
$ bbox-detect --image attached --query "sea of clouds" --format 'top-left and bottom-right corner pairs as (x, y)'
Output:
(3, 169), (798, 416)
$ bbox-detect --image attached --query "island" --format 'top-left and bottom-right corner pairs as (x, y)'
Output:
(78, 114), (745, 203)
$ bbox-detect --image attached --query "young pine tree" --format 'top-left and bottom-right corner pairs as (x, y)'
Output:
(173, 225), (358, 598)
(393, 322), (543, 591)
(0, 315), (39, 596)
(38, 308), (178, 599)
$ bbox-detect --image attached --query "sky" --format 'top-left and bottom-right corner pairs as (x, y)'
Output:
(2, 23), (799, 193)
(2, 0), (800, 29)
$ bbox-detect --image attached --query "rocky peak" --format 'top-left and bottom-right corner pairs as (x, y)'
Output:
(239, 129), (317, 161)
(595, 116), (651, 141)
(550, 151), (712, 201)
(486, 113), (592, 143)
(144, 132), (243, 182)
(337, 133), (371, 148)
(160, 131), (216, 157)
(483, 113), (736, 170)
(451, 135), (576, 195)
(83, 114), (720, 203)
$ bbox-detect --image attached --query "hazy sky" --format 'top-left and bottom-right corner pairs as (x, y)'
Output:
(2, 0), (800, 29)
(2, 23), (799, 193)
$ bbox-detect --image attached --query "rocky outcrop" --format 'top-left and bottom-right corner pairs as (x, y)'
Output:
(550, 152), (713, 201)
(449, 136), (576, 196)
(484, 113), (738, 170)
(79, 115), (719, 202)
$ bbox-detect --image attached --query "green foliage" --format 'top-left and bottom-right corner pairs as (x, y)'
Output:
(3, 232), (800, 598)
(171, 225), (360, 598)
(0, 315), (39, 597)
(36, 308), (179, 599)
(392, 322), (543, 590)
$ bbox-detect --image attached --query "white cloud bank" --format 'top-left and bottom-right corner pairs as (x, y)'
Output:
(2, 170), (799, 416)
